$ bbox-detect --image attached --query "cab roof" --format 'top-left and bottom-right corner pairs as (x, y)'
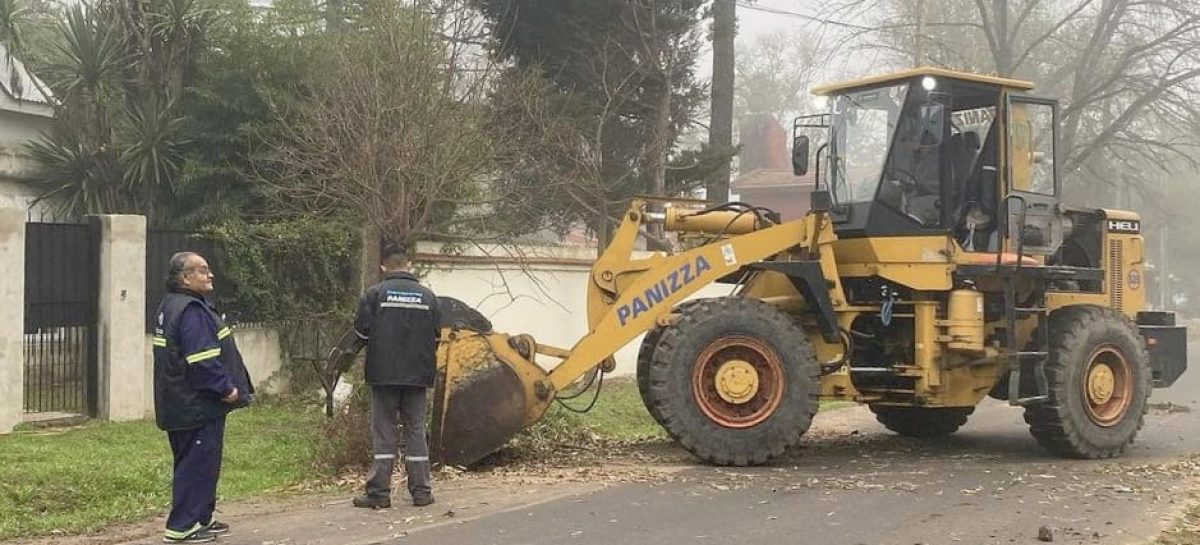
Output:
(811, 66), (1036, 96)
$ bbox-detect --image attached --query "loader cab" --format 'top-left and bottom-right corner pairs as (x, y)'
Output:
(796, 67), (1062, 255)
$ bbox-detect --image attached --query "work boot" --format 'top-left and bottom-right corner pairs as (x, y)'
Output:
(352, 494), (392, 509)
(202, 521), (230, 535)
(412, 493), (435, 507)
(162, 529), (216, 543)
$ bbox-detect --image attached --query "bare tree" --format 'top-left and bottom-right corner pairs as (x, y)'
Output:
(828, 0), (1200, 205)
(734, 28), (824, 126)
(255, 0), (527, 289)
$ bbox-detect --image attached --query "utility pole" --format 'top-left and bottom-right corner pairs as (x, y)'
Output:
(707, 0), (736, 204)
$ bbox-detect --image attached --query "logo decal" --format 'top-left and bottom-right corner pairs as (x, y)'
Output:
(1129, 269), (1142, 291)
(721, 244), (738, 267)
(385, 290), (424, 304)
(617, 256), (713, 326)
(1107, 219), (1140, 234)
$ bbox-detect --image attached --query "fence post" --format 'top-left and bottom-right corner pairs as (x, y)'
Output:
(93, 215), (146, 421)
(0, 209), (24, 433)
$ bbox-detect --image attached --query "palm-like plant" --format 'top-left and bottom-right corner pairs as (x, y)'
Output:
(46, 4), (128, 107)
(0, 0), (27, 97)
(148, 0), (216, 98)
(120, 93), (187, 218)
(26, 3), (131, 218)
(26, 134), (123, 216)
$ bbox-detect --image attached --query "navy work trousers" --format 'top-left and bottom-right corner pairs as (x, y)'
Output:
(165, 416), (226, 535)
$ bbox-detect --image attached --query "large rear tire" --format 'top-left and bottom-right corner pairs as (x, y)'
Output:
(644, 297), (820, 466)
(869, 406), (973, 438)
(1023, 306), (1151, 458)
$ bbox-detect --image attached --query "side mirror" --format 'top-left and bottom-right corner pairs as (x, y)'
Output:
(792, 135), (810, 176)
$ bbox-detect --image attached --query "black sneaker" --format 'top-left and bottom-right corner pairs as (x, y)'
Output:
(352, 494), (391, 509)
(163, 528), (216, 543)
(203, 521), (230, 535)
(412, 494), (435, 507)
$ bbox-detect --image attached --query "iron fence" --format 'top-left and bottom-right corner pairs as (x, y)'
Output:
(24, 221), (98, 416)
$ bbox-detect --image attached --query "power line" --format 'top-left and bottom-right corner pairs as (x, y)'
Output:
(735, 2), (978, 33)
(734, 1), (875, 31)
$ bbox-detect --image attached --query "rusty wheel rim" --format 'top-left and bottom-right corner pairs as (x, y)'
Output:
(692, 336), (785, 429)
(1082, 345), (1133, 427)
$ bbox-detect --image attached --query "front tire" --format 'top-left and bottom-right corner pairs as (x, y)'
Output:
(637, 299), (708, 427)
(644, 297), (819, 466)
(1023, 306), (1151, 458)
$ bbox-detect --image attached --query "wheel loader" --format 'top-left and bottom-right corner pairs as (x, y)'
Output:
(327, 67), (1188, 468)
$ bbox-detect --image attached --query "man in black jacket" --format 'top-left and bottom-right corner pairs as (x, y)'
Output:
(153, 252), (255, 543)
(352, 243), (442, 509)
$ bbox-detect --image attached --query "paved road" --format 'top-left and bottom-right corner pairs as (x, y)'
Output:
(397, 344), (1200, 545)
(113, 344), (1200, 545)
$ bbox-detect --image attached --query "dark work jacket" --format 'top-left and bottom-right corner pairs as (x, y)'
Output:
(153, 291), (255, 431)
(354, 271), (441, 387)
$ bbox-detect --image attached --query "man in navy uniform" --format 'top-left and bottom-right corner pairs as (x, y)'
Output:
(153, 252), (254, 542)
(351, 243), (441, 509)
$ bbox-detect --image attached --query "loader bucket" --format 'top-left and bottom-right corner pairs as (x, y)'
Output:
(431, 330), (553, 467)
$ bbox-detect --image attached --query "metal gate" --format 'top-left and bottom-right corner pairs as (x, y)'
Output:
(24, 222), (99, 417)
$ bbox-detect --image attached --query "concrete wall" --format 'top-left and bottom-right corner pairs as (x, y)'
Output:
(416, 243), (732, 377)
(231, 328), (286, 394)
(142, 327), (287, 418)
(0, 104), (54, 215)
(94, 215), (146, 421)
(0, 208), (24, 433)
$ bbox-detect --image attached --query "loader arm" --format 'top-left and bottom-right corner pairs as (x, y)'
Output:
(546, 201), (810, 391)
(430, 198), (837, 467)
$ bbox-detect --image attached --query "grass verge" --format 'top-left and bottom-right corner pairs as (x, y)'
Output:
(0, 401), (332, 540)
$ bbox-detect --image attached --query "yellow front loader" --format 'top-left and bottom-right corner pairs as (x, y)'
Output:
(333, 68), (1189, 468)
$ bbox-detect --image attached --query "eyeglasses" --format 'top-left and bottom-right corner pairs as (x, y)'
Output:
(184, 266), (212, 276)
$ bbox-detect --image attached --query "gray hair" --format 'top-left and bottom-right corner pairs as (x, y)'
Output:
(166, 252), (200, 292)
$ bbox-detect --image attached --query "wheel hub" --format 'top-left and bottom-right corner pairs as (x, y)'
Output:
(1082, 346), (1133, 427)
(1087, 363), (1116, 405)
(692, 336), (785, 429)
(715, 360), (760, 404)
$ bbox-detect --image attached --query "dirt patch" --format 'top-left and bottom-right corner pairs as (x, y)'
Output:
(1151, 402), (1194, 414)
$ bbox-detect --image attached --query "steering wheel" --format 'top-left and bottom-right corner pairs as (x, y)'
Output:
(883, 166), (920, 192)
(883, 166), (936, 224)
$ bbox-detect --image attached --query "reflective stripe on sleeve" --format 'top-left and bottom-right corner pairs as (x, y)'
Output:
(217, 327), (232, 340)
(185, 348), (222, 364)
(151, 336), (167, 347)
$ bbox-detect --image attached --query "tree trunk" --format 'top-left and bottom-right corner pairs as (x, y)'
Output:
(992, 0), (1012, 75)
(328, 0), (344, 32)
(595, 204), (611, 252)
(914, 0), (927, 66)
(356, 220), (382, 294)
(707, 0), (735, 204)
(647, 76), (671, 249)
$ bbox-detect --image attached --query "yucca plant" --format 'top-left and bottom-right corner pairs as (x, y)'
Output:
(120, 93), (188, 218)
